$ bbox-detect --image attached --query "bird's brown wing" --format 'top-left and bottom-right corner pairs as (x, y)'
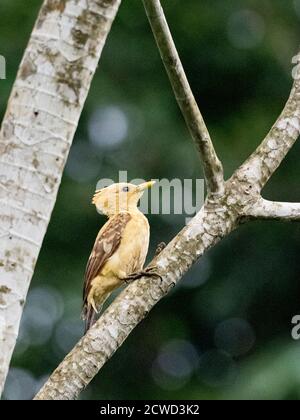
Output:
(83, 212), (132, 311)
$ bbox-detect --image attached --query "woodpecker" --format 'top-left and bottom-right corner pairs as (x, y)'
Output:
(82, 181), (155, 332)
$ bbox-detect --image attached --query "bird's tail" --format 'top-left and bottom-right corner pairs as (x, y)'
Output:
(82, 293), (110, 334)
(84, 306), (98, 333)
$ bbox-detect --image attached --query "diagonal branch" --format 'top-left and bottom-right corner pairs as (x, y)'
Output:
(237, 67), (300, 190)
(244, 198), (300, 221)
(142, 0), (224, 194)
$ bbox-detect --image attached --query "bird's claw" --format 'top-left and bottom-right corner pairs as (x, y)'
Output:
(155, 242), (166, 257)
(124, 266), (163, 284)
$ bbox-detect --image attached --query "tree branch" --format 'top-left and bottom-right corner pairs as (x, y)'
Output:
(0, 0), (122, 396)
(237, 76), (300, 190)
(244, 198), (300, 221)
(142, 0), (224, 194)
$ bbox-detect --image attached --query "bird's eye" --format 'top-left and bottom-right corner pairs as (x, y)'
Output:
(122, 186), (130, 192)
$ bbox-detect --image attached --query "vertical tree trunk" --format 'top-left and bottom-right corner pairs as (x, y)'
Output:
(0, 0), (122, 395)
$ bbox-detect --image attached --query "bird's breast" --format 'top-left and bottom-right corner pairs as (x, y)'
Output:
(104, 212), (150, 276)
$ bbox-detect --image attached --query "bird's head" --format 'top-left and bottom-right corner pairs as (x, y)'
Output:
(92, 181), (155, 216)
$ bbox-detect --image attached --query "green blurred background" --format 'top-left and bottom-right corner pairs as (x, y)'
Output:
(1, 0), (300, 400)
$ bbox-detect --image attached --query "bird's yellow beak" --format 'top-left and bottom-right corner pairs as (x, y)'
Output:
(136, 181), (156, 192)
(92, 190), (101, 205)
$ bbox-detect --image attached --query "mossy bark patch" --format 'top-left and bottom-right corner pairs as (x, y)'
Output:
(72, 29), (89, 47)
(0, 286), (11, 305)
(0, 286), (11, 294)
(44, 0), (68, 14)
(37, 0), (68, 29)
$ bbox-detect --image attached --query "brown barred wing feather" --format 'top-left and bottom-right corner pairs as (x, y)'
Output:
(82, 212), (131, 330)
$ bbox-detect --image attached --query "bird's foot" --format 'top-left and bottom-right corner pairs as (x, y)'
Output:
(154, 242), (166, 257)
(124, 266), (163, 284)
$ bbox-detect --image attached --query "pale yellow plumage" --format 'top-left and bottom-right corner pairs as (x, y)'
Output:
(82, 181), (155, 332)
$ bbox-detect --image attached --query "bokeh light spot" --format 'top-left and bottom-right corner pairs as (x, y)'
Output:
(152, 339), (199, 391)
(214, 318), (256, 357)
(54, 318), (83, 355)
(17, 286), (64, 348)
(227, 10), (265, 49)
(198, 350), (238, 387)
(3, 368), (38, 400)
(88, 106), (129, 149)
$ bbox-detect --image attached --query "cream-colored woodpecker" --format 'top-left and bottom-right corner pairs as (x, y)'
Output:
(82, 181), (155, 332)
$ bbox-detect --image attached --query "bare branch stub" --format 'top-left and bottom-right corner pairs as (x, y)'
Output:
(143, 0), (224, 194)
(243, 198), (300, 222)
